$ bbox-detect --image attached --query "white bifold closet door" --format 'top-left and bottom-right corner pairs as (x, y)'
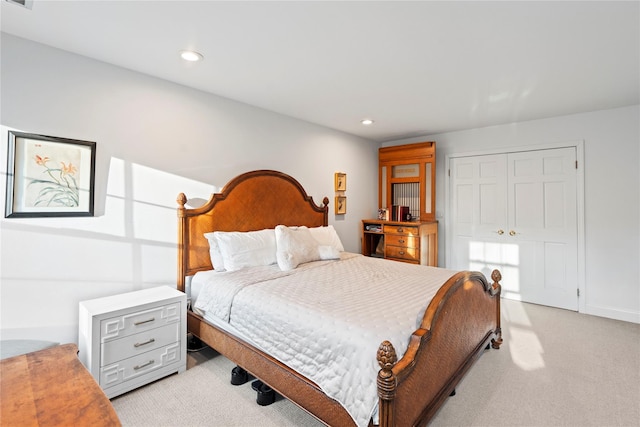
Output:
(450, 147), (578, 311)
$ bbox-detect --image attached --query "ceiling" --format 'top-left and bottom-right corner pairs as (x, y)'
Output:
(1, 1), (638, 142)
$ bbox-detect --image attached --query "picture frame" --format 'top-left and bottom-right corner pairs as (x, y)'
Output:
(5, 131), (96, 218)
(335, 196), (347, 215)
(334, 172), (346, 192)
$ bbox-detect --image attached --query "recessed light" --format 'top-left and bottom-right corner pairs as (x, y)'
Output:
(361, 119), (374, 126)
(180, 50), (204, 62)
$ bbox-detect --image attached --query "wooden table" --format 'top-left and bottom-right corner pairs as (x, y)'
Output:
(1, 343), (121, 426)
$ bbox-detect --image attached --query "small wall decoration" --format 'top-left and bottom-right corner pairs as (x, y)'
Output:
(334, 172), (346, 192)
(335, 196), (347, 215)
(5, 131), (96, 218)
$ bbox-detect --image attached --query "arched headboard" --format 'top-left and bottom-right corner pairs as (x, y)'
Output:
(176, 170), (329, 291)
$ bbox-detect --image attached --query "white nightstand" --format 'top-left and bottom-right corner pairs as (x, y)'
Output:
(78, 286), (187, 398)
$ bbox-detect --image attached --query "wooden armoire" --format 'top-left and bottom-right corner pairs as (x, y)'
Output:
(361, 142), (438, 266)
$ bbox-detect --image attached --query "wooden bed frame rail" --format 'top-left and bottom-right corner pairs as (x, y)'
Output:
(177, 170), (502, 427)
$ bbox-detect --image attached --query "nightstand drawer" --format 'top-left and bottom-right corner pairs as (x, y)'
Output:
(385, 234), (418, 248)
(383, 225), (419, 236)
(101, 322), (180, 366)
(100, 342), (182, 389)
(385, 245), (419, 262)
(100, 302), (181, 342)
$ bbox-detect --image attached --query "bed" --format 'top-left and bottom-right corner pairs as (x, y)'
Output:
(177, 169), (502, 427)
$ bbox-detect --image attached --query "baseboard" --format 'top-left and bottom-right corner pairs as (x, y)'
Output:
(583, 305), (640, 324)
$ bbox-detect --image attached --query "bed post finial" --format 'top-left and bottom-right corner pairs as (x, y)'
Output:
(177, 193), (187, 209)
(377, 340), (398, 427)
(490, 269), (503, 349)
(491, 269), (502, 287)
(322, 197), (329, 207)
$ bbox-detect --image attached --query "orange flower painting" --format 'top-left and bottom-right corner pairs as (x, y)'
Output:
(6, 131), (96, 217)
(29, 153), (80, 207)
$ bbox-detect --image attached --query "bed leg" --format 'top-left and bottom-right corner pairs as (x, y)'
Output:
(231, 366), (249, 385)
(490, 269), (504, 350)
(491, 333), (503, 349)
(377, 340), (399, 427)
(449, 389), (456, 397)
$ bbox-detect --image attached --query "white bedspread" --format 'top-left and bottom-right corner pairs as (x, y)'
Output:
(193, 253), (456, 427)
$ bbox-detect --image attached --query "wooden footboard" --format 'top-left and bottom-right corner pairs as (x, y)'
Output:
(377, 270), (502, 427)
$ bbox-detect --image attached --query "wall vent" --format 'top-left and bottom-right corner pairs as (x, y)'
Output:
(4, 0), (33, 10)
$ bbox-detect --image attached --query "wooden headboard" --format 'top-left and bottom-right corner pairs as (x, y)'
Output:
(176, 170), (329, 292)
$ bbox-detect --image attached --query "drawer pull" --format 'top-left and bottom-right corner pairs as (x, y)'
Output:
(133, 360), (155, 370)
(398, 239), (405, 243)
(399, 251), (405, 255)
(397, 228), (403, 232)
(134, 317), (155, 326)
(134, 338), (155, 348)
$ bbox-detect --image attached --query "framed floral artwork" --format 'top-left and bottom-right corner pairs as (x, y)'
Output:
(5, 131), (96, 218)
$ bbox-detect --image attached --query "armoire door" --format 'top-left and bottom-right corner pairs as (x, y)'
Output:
(450, 147), (578, 311)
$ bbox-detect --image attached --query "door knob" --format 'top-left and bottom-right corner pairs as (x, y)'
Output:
(509, 230), (517, 236)
(496, 229), (504, 235)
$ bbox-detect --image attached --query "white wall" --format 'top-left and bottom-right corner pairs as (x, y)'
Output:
(0, 34), (379, 343)
(385, 105), (640, 323)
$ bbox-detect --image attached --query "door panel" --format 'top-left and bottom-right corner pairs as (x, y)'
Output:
(452, 154), (507, 239)
(507, 148), (577, 309)
(451, 154), (512, 292)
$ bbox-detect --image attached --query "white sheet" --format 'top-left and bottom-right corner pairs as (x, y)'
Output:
(192, 253), (456, 427)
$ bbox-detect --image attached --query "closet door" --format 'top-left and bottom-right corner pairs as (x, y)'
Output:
(450, 147), (578, 311)
(507, 147), (578, 310)
(450, 154), (507, 274)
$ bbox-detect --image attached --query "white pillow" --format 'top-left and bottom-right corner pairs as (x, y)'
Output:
(204, 232), (226, 271)
(213, 229), (277, 272)
(275, 225), (339, 271)
(318, 245), (340, 260)
(308, 225), (345, 252)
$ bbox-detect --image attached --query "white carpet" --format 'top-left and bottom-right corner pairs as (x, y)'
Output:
(112, 347), (323, 427)
(112, 299), (640, 426)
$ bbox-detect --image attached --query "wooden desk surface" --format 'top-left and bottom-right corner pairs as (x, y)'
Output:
(1, 343), (121, 426)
